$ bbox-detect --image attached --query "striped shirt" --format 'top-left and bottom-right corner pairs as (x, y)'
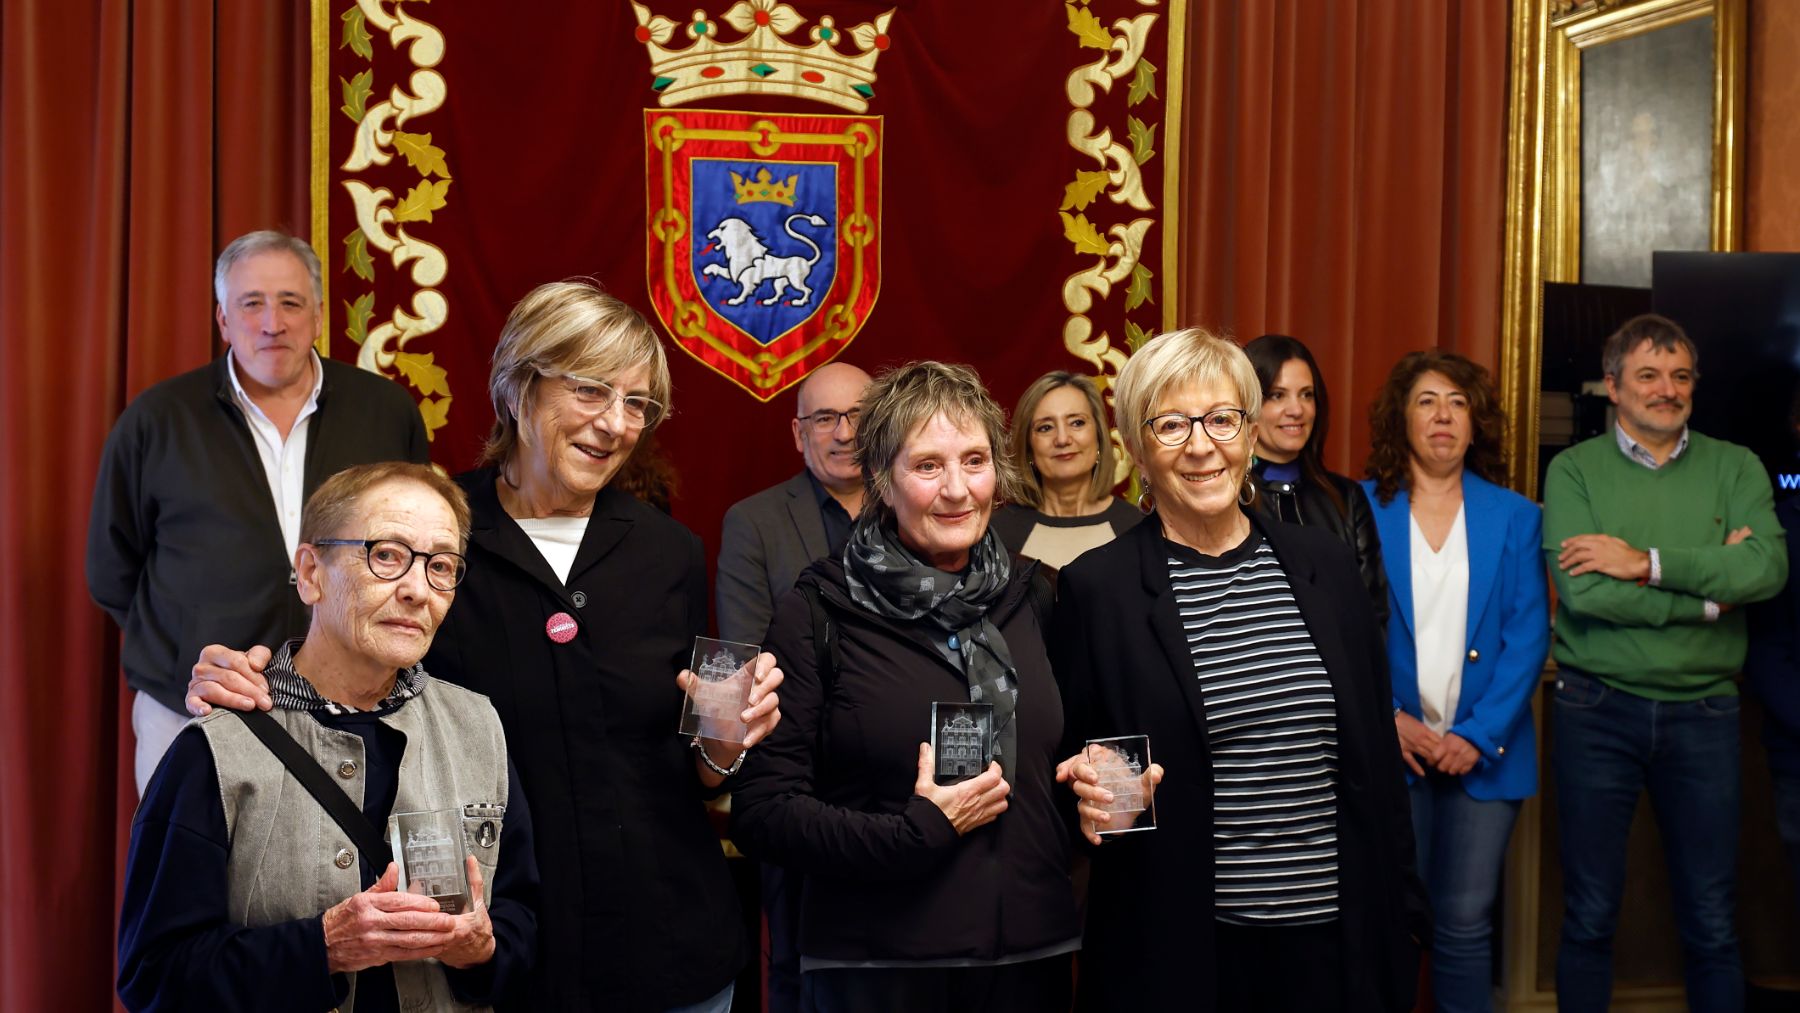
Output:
(1168, 534), (1341, 925)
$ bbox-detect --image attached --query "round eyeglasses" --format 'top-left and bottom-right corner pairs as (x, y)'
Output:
(796, 407), (861, 434)
(1144, 408), (1250, 446)
(313, 538), (467, 592)
(549, 372), (665, 428)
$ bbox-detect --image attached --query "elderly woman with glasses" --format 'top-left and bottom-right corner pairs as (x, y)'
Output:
(188, 281), (783, 1013)
(730, 361), (1080, 1013)
(990, 371), (1141, 574)
(120, 462), (539, 1012)
(1052, 327), (1426, 1011)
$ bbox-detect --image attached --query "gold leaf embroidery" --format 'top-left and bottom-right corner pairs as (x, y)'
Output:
(418, 396), (452, 440)
(344, 292), (375, 346)
(394, 351), (452, 397)
(392, 179), (451, 223)
(1060, 211), (1111, 257)
(1128, 58), (1158, 107)
(343, 228), (374, 281)
(341, 6), (373, 61)
(1060, 170), (1111, 212)
(1065, 4), (1112, 50)
(392, 131), (451, 179)
(340, 69), (373, 124)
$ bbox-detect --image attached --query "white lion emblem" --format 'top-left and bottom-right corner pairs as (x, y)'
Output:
(700, 214), (830, 308)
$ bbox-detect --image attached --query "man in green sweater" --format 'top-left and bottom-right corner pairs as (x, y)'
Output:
(1544, 313), (1786, 1013)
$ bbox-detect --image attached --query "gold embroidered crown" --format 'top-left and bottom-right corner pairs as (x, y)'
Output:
(732, 168), (799, 205)
(631, 2), (895, 113)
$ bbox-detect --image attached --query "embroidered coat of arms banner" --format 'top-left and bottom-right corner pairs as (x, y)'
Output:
(314, 0), (1182, 536)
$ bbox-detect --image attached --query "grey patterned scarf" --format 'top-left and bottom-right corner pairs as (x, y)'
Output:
(266, 637), (427, 715)
(843, 515), (1022, 777)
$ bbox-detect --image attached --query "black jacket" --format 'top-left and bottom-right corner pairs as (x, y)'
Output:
(1051, 512), (1426, 1011)
(1250, 460), (1391, 632)
(424, 471), (745, 1011)
(86, 355), (428, 712)
(730, 557), (1081, 964)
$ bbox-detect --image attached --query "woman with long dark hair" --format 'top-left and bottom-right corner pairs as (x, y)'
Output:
(1242, 334), (1389, 630)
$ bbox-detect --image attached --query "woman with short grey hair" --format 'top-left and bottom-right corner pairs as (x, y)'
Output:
(732, 361), (1080, 1012)
(1054, 327), (1426, 1011)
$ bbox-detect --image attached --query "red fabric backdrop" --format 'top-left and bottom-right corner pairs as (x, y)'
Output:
(0, 1), (1504, 1008)
(322, 0), (1180, 571)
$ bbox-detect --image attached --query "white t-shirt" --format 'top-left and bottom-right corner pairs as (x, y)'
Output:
(514, 515), (591, 585)
(1410, 506), (1469, 735)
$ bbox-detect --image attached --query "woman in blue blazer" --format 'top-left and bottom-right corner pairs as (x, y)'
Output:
(1362, 351), (1549, 1013)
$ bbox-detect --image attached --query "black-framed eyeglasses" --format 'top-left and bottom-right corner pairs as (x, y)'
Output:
(796, 407), (861, 434)
(313, 538), (467, 592)
(1144, 408), (1250, 446)
(550, 372), (665, 428)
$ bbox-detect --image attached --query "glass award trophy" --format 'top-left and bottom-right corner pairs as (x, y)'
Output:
(1085, 734), (1155, 835)
(680, 637), (760, 744)
(930, 701), (995, 785)
(387, 808), (473, 914)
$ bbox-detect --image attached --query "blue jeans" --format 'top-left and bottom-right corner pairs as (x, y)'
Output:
(1774, 769), (1800, 924)
(1409, 774), (1519, 1013)
(1552, 668), (1742, 1013)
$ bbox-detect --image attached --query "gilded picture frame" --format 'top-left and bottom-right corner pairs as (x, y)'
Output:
(1499, 0), (1744, 500)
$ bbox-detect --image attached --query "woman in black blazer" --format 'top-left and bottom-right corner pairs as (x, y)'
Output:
(188, 282), (784, 1012)
(1053, 327), (1425, 1012)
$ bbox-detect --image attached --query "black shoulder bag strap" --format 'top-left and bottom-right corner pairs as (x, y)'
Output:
(236, 709), (394, 868)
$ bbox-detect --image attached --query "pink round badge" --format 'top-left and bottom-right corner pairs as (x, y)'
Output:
(546, 612), (578, 644)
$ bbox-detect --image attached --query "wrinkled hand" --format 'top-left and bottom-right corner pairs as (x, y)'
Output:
(1557, 534), (1650, 581)
(436, 855), (496, 970)
(1056, 749), (1165, 846)
(914, 744), (1010, 835)
(1430, 732), (1481, 777)
(322, 863), (458, 974)
(1394, 711), (1441, 778)
(187, 644), (273, 717)
(677, 651), (784, 786)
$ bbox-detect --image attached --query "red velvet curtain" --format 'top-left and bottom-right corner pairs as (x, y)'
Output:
(1177, 0), (1508, 477)
(0, 2), (307, 1008)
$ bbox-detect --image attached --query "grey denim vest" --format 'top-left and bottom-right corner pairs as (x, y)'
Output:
(197, 676), (509, 1012)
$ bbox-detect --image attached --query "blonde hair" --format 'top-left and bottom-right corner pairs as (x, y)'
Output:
(857, 361), (1025, 522)
(1007, 371), (1117, 508)
(481, 280), (671, 466)
(1113, 327), (1262, 466)
(300, 462), (472, 551)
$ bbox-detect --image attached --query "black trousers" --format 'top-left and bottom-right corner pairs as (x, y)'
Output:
(802, 954), (1074, 1013)
(1213, 920), (1343, 1012)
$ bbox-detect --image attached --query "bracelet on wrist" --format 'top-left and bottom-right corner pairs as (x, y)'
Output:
(692, 738), (746, 777)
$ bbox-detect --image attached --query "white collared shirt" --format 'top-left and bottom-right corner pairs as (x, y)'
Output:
(226, 350), (324, 560)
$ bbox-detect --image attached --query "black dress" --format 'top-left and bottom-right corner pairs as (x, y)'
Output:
(425, 469), (746, 1011)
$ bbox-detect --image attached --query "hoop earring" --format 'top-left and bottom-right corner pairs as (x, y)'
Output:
(1238, 475), (1256, 507)
(1137, 489), (1155, 515)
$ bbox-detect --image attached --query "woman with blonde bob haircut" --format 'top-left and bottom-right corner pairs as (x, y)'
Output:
(991, 371), (1141, 572)
(733, 361), (1082, 1013)
(188, 280), (783, 1012)
(1051, 327), (1426, 1011)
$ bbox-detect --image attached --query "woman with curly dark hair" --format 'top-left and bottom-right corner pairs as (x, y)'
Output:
(1243, 334), (1390, 631)
(1361, 350), (1549, 1013)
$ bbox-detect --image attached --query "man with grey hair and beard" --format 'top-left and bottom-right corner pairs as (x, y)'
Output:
(88, 230), (429, 794)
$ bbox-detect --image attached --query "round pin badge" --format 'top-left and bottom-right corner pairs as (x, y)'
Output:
(546, 612), (578, 644)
